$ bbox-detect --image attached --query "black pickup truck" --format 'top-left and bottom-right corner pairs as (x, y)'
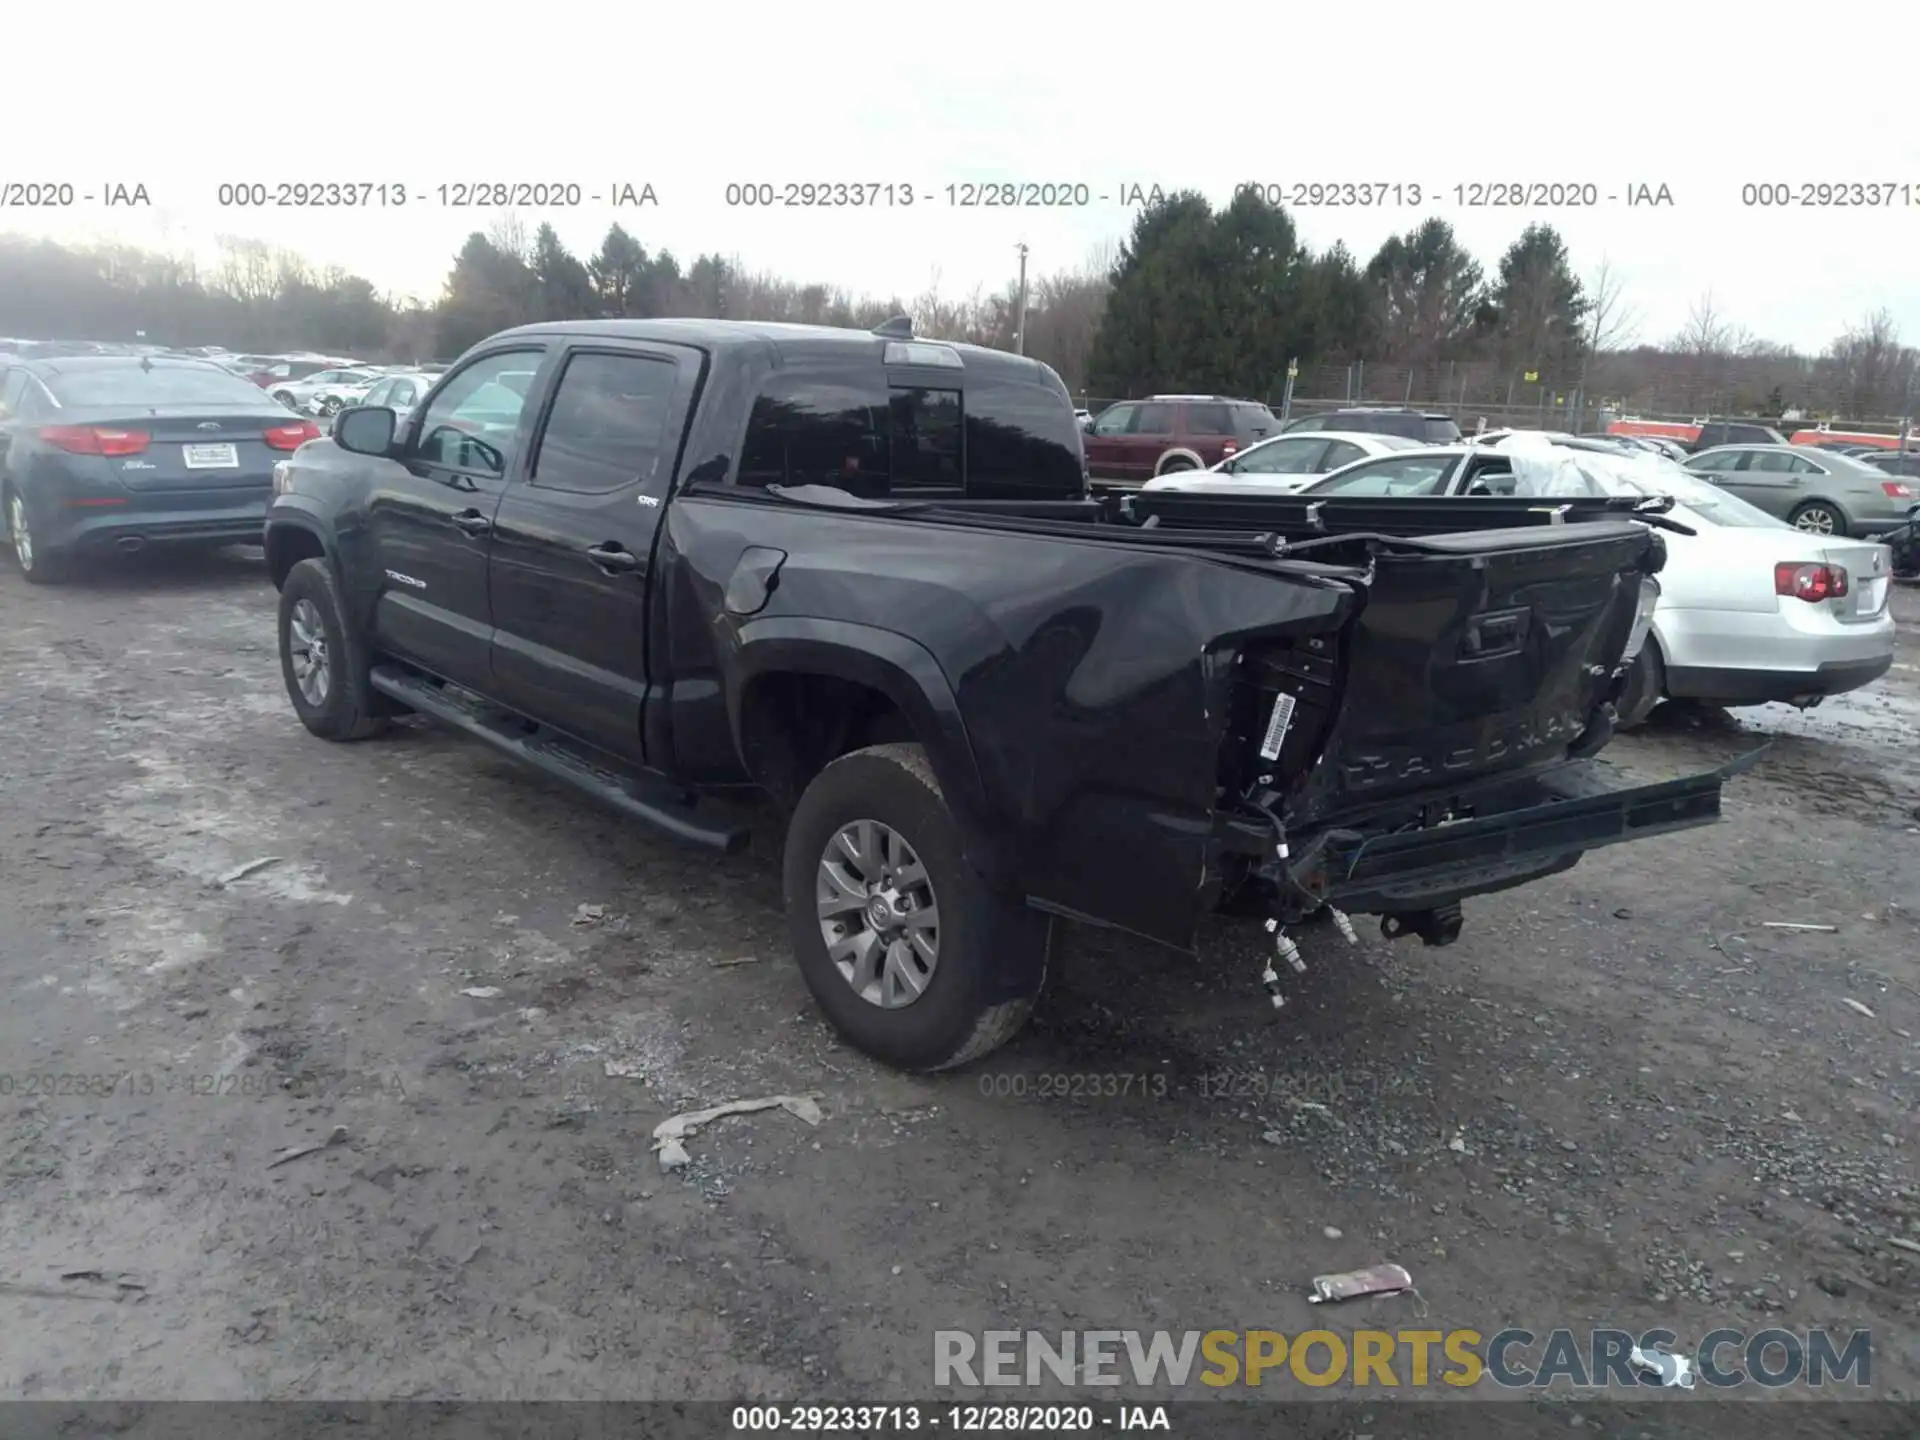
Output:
(263, 317), (1749, 1071)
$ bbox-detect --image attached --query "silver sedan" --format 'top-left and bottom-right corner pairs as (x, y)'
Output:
(1683, 443), (1918, 536)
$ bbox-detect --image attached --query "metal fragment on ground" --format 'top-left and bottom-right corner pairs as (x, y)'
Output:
(1308, 1262), (1413, 1303)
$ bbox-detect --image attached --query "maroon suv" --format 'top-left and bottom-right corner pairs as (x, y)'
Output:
(1082, 395), (1278, 483)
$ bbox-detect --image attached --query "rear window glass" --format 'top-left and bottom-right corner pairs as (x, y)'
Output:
(890, 387), (964, 492)
(739, 374), (890, 492)
(965, 378), (1084, 495)
(736, 370), (1083, 498)
(43, 362), (276, 408)
(1422, 416), (1463, 442)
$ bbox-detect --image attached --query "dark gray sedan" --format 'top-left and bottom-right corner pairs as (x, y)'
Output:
(1682, 443), (1917, 536)
(0, 355), (321, 583)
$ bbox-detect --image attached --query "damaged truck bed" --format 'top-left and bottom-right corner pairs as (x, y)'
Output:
(268, 318), (1750, 1069)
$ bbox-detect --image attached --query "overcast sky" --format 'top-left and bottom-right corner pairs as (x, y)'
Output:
(8, 0), (1917, 353)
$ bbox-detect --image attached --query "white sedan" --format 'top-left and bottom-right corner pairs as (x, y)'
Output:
(1301, 434), (1896, 725)
(1141, 430), (1417, 495)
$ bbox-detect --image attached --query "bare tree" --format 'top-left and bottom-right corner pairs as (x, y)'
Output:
(1672, 289), (1740, 357)
(485, 213), (533, 265)
(1826, 308), (1911, 419)
(1582, 257), (1639, 354)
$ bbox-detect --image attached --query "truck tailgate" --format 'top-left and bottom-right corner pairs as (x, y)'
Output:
(1275, 521), (1660, 828)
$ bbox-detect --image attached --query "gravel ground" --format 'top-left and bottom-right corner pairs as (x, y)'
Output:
(1, 549), (1917, 1417)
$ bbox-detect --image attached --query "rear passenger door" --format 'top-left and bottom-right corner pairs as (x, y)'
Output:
(486, 342), (703, 766)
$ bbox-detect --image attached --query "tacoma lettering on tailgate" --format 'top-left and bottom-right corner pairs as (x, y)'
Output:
(1339, 707), (1586, 790)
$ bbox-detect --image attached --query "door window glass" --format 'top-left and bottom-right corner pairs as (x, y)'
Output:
(1183, 403), (1233, 435)
(1131, 403), (1174, 434)
(531, 352), (681, 494)
(1308, 455), (1457, 495)
(413, 351), (541, 475)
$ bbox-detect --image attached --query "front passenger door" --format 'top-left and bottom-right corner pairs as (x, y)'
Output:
(365, 346), (549, 687)
(1082, 402), (1137, 479)
(487, 344), (702, 766)
(1713, 449), (1805, 518)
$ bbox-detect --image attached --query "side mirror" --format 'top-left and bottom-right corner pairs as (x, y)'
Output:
(334, 405), (397, 456)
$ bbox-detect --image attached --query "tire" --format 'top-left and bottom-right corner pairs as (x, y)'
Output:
(273, 390), (299, 411)
(783, 742), (1050, 1071)
(277, 557), (388, 740)
(1616, 638), (1666, 731)
(1157, 455), (1198, 475)
(5, 486), (69, 585)
(1789, 501), (1847, 537)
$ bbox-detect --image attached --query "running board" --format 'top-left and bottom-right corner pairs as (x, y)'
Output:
(369, 665), (753, 854)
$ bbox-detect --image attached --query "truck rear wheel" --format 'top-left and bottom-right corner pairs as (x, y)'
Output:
(783, 743), (1049, 1071)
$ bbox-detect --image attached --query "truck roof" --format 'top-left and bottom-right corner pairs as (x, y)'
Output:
(489, 318), (1064, 386)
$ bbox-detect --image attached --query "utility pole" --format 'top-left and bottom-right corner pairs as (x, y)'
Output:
(1013, 243), (1029, 355)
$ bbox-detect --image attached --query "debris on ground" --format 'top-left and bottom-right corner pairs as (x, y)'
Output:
(0, 1271), (149, 1303)
(604, 1059), (646, 1079)
(1764, 921), (1838, 933)
(1842, 998), (1878, 1019)
(652, 1094), (824, 1172)
(571, 904), (607, 927)
(710, 955), (762, 968)
(1628, 1344), (1697, 1389)
(215, 856), (284, 887)
(459, 986), (505, 999)
(1308, 1262), (1413, 1304)
(1887, 1237), (1920, 1256)
(267, 1125), (349, 1170)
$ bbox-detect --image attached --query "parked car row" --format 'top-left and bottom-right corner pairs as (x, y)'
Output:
(1, 338), (452, 420)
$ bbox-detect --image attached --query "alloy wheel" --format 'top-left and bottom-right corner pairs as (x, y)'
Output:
(287, 598), (332, 706)
(1794, 506), (1838, 535)
(9, 494), (32, 571)
(815, 818), (941, 1008)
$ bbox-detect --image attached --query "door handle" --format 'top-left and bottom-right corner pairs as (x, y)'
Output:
(585, 542), (640, 574)
(449, 510), (491, 536)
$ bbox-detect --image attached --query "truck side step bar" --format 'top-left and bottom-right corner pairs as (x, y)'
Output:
(369, 665), (754, 854)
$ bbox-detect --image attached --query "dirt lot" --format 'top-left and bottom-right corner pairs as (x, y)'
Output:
(2, 550), (1918, 1420)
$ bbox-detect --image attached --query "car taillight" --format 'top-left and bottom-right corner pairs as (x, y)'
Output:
(1221, 442), (1238, 457)
(1882, 481), (1914, 498)
(264, 421), (322, 450)
(1774, 562), (1849, 601)
(39, 425), (150, 456)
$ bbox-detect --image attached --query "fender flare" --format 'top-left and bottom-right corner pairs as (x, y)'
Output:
(727, 616), (1007, 883)
(1155, 447), (1207, 475)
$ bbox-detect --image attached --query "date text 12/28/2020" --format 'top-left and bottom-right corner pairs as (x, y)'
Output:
(730, 1405), (1169, 1432)
(211, 182), (658, 208)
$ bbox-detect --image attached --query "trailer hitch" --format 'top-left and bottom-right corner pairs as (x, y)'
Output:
(1380, 904), (1464, 947)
